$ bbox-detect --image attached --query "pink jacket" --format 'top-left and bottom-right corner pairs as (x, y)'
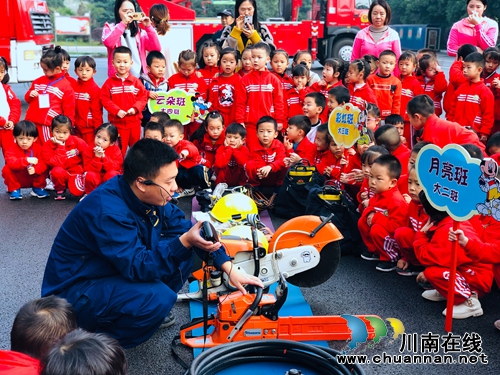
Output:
(350, 27), (401, 62)
(102, 22), (161, 77)
(447, 18), (498, 56)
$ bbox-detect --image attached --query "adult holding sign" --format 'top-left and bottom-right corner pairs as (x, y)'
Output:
(102, 0), (161, 77)
(414, 144), (493, 328)
(447, 0), (498, 57)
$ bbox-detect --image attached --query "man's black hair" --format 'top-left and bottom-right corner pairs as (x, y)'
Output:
(372, 154), (402, 180)
(123, 138), (178, 185)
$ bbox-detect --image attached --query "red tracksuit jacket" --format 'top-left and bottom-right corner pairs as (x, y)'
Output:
(235, 69), (285, 126)
(100, 74), (148, 129)
(214, 144), (250, 186)
(399, 75), (423, 121)
(313, 149), (329, 166)
(192, 131), (225, 168)
(421, 114), (486, 154)
(315, 150), (347, 180)
(366, 74), (402, 118)
(449, 80), (495, 137)
(416, 72), (448, 117)
(407, 201), (428, 233)
(4, 141), (47, 174)
(173, 139), (202, 169)
(392, 143), (411, 175)
(360, 185), (408, 236)
(168, 72), (208, 99)
(348, 83), (378, 110)
(83, 144), (123, 174)
(286, 136), (316, 165)
(73, 78), (103, 135)
(271, 71), (294, 92)
(310, 80), (343, 122)
(0, 83), (21, 125)
(443, 60), (467, 118)
(248, 139), (286, 170)
(208, 74), (241, 126)
(285, 86), (312, 120)
(198, 66), (219, 88)
(25, 72), (75, 126)
(42, 135), (87, 173)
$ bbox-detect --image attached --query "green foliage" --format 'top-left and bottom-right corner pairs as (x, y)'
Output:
(191, 0), (279, 21)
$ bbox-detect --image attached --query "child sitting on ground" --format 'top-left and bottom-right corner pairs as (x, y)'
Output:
(327, 86), (350, 114)
(357, 145), (389, 213)
(213, 122), (249, 187)
(163, 119), (210, 197)
(316, 133), (349, 185)
(283, 115), (316, 166)
(365, 103), (381, 132)
(2, 121), (49, 200)
(312, 124), (330, 168)
(375, 124), (411, 175)
(245, 116), (286, 189)
(358, 154), (408, 272)
(191, 110), (225, 169)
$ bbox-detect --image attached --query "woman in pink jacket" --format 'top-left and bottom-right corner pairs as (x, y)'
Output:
(447, 0), (498, 57)
(102, 0), (161, 77)
(350, 0), (401, 64)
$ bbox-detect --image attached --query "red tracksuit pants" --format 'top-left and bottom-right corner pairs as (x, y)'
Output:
(0, 130), (14, 156)
(116, 124), (141, 156)
(51, 166), (84, 196)
(215, 167), (246, 187)
(424, 265), (493, 305)
(394, 227), (422, 267)
(85, 170), (121, 194)
(2, 165), (47, 192)
(358, 220), (400, 262)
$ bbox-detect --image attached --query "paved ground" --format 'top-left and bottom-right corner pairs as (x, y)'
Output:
(1, 56), (499, 374)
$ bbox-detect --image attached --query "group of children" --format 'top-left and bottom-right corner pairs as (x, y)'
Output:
(1, 39), (500, 324)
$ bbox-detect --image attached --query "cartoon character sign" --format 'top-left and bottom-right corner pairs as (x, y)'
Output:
(191, 92), (212, 123)
(476, 158), (500, 220)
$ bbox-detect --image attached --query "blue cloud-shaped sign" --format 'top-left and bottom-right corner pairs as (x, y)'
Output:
(416, 144), (484, 221)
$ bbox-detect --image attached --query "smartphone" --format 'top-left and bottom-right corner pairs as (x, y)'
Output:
(244, 15), (252, 29)
(131, 12), (145, 21)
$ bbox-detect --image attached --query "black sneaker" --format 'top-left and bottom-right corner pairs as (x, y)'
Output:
(397, 265), (425, 276)
(159, 311), (176, 329)
(376, 261), (397, 272)
(360, 250), (380, 261)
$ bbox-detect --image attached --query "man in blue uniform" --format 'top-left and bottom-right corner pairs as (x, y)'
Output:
(41, 139), (262, 348)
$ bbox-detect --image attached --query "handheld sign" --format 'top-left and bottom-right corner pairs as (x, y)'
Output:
(147, 89), (195, 125)
(416, 144), (483, 333)
(328, 103), (365, 148)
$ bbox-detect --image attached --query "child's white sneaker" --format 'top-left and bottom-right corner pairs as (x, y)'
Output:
(442, 294), (483, 319)
(45, 178), (55, 191)
(421, 289), (446, 302)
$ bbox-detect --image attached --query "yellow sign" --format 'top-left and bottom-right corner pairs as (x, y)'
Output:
(328, 103), (361, 148)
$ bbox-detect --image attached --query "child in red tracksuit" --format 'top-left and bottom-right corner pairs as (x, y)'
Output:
(169, 50), (208, 139)
(310, 58), (345, 123)
(235, 42), (284, 150)
(164, 119), (210, 197)
(311, 124), (330, 167)
(347, 59), (378, 110)
(357, 146), (389, 213)
(443, 44), (477, 119)
(214, 123), (249, 186)
(0, 57), (21, 156)
(42, 116), (88, 200)
(398, 51), (423, 144)
(24, 46), (75, 145)
(374, 124), (411, 175)
(358, 154), (408, 271)
(283, 115), (316, 167)
(197, 41), (220, 88)
(416, 54), (448, 117)
(366, 51), (402, 119)
(484, 47), (500, 136)
(208, 48), (240, 126)
(100, 46), (148, 156)
(2, 121), (49, 200)
(316, 133), (349, 185)
(245, 117), (287, 188)
(285, 65), (312, 121)
(448, 53), (494, 143)
(83, 123), (123, 197)
(270, 49), (293, 93)
(415, 191), (493, 320)
(72, 56), (103, 145)
(191, 111), (225, 169)
(394, 166), (428, 276)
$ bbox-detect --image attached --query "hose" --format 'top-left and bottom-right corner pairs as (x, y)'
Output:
(187, 339), (365, 375)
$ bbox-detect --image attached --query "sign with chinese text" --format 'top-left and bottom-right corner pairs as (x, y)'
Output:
(147, 89), (194, 125)
(416, 144), (483, 221)
(328, 103), (363, 148)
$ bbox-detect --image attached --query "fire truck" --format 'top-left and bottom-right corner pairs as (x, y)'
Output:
(137, 0), (370, 63)
(1, 0), (53, 83)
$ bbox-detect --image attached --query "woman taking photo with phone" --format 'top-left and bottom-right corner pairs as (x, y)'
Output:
(220, 0), (275, 53)
(102, 0), (161, 77)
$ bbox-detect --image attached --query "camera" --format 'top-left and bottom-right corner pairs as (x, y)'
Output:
(130, 12), (145, 21)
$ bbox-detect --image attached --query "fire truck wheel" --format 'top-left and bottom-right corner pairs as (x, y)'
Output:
(331, 38), (353, 63)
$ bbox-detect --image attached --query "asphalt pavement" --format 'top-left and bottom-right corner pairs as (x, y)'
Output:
(1, 55), (499, 375)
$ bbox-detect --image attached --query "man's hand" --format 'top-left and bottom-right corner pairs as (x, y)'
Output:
(179, 221), (221, 252)
(220, 261), (264, 295)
